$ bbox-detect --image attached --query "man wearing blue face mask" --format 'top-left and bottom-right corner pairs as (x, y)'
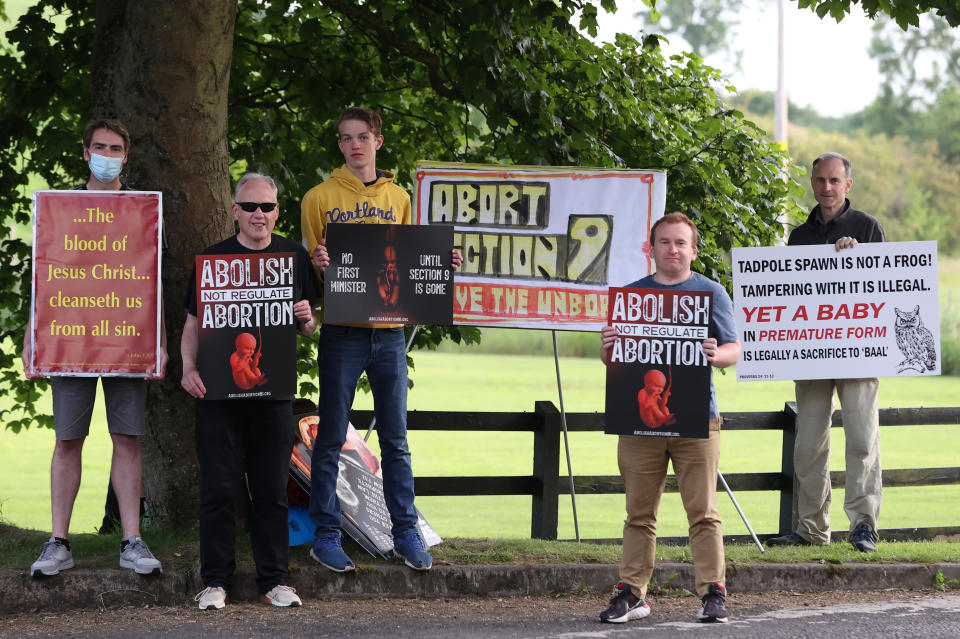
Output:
(77, 120), (152, 536)
(24, 119), (167, 578)
(83, 120), (128, 188)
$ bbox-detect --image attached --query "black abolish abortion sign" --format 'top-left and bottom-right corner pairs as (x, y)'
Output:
(604, 287), (712, 438)
(195, 252), (297, 400)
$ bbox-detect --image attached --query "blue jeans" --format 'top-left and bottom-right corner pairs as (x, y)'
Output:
(308, 325), (419, 539)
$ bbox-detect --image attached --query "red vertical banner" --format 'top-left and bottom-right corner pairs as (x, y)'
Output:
(30, 190), (162, 376)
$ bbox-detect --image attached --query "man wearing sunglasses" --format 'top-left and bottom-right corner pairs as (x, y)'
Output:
(301, 107), (461, 573)
(181, 173), (320, 609)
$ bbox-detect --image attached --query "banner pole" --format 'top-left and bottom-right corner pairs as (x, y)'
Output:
(552, 330), (581, 543)
(718, 470), (764, 552)
(364, 325), (419, 442)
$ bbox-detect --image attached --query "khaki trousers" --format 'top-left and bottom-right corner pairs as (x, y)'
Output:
(793, 378), (882, 544)
(618, 418), (723, 599)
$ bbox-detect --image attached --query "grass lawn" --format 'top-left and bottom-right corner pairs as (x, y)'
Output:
(0, 395), (113, 534)
(2, 351), (957, 540)
(3, 522), (958, 571)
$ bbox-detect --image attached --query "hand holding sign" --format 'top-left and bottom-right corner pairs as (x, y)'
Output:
(311, 237), (330, 272)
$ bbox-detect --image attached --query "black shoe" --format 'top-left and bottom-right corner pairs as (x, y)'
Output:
(766, 532), (812, 547)
(599, 583), (650, 623)
(850, 522), (877, 552)
(697, 582), (729, 623)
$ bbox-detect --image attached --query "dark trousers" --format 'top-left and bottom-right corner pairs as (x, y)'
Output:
(196, 399), (294, 594)
(98, 481), (146, 535)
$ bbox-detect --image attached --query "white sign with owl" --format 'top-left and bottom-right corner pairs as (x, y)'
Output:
(732, 241), (940, 381)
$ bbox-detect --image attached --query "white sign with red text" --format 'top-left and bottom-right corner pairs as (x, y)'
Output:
(414, 162), (667, 330)
(732, 241), (940, 381)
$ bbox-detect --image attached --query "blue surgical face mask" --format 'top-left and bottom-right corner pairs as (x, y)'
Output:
(88, 152), (124, 183)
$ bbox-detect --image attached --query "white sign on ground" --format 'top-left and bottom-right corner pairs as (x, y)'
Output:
(733, 241), (940, 381)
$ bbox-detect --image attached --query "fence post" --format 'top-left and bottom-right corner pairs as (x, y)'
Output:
(532, 401), (561, 540)
(779, 401), (798, 536)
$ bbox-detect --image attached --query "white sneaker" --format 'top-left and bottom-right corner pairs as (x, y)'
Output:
(195, 586), (228, 610)
(30, 537), (74, 577)
(261, 585), (302, 607)
(119, 536), (162, 575)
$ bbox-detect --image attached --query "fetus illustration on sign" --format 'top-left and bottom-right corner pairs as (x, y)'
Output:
(230, 330), (268, 389)
(377, 228), (401, 311)
(636, 367), (677, 429)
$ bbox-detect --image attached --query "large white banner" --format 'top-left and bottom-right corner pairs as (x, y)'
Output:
(733, 241), (940, 381)
(414, 162), (667, 331)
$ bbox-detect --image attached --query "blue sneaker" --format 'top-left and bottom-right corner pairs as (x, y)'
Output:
(309, 532), (355, 572)
(393, 532), (432, 571)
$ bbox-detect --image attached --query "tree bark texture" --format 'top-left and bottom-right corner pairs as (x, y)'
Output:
(91, 0), (237, 529)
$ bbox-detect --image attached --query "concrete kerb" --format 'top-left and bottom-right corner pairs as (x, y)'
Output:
(3, 562), (959, 614)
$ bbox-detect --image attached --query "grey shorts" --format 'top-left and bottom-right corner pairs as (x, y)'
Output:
(50, 377), (147, 440)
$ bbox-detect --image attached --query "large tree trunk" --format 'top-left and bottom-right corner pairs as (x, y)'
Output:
(91, 0), (237, 529)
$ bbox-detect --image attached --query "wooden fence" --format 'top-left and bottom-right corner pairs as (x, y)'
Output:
(344, 401), (960, 544)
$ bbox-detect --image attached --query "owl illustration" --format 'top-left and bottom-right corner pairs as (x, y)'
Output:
(893, 305), (937, 374)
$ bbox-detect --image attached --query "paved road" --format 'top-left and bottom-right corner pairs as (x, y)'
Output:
(4, 590), (959, 638)
(553, 595), (960, 639)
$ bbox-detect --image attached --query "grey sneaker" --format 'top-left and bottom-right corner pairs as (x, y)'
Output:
(30, 537), (74, 577)
(195, 586), (228, 610)
(261, 585), (302, 607)
(119, 536), (162, 575)
(850, 522), (877, 552)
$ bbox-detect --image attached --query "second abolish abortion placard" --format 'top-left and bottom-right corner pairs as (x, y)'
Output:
(604, 287), (712, 439)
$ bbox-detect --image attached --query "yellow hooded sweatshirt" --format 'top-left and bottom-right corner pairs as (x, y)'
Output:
(301, 165), (412, 328)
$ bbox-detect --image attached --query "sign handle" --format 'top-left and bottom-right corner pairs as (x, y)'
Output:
(718, 471), (764, 552)
(552, 330), (581, 543)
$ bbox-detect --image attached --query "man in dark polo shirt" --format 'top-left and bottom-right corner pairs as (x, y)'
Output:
(768, 152), (885, 553)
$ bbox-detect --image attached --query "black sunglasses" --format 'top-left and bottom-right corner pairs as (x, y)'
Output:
(236, 201), (277, 212)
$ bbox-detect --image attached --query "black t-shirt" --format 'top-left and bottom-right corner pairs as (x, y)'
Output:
(183, 234), (321, 316)
(74, 183), (132, 191)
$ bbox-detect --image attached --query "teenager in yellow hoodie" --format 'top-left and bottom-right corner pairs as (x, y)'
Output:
(300, 107), (460, 573)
